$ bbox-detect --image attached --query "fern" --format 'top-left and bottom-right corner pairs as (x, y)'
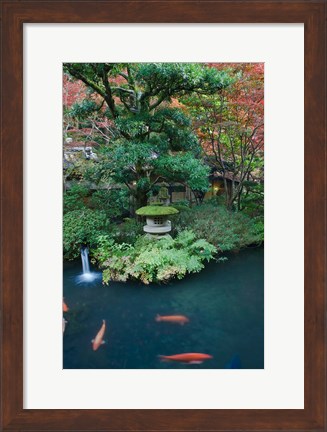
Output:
(93, 230), (216, 285)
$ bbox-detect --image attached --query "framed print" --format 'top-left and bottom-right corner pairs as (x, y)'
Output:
(1, 1), (326, 431)
(25, 24), (302, 410)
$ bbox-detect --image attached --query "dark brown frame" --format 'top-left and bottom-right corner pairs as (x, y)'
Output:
(1, 1), (326, 431)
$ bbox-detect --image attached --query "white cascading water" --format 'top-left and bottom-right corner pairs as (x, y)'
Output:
(76, 247), (100, 283)
(81, 247), (91, 274)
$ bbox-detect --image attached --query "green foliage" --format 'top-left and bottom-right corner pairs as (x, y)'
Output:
(63, 209), (109, 259)
(69, 100), (99, 120)
(93, 230), (216, 285)
(63, 63), (264, 269)
(90, 188), (130, 219)
(154, 152), (210, 192)
(170, 204), (191, 213)
(136, 63), (232, 97)
(64, 63), (231, 207)
(173, 203), (263, 252)
(173, 198), (191, 206)
(64, 159), (89, 182)
(251, 217), (264, 242)
(239, 183), (264, 242)
(108, 218), (144, 245)
(64, 183), (130, 219)
(241, 183), (264, 217)
(63, 184), (89, 213)
(181, 64), (264, 211)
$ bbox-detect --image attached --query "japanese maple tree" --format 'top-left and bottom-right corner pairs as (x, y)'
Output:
(184, 63), (264, 210)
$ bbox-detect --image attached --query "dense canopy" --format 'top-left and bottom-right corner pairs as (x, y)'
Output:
(63, 62), (264, 282)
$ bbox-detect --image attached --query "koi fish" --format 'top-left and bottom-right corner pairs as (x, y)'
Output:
(92, 320), (106, 351)
(159, 353), (213, 364)
(63, 299), (69, 312)
(155, 314), (189, 325)
(62, 318), (67, 333)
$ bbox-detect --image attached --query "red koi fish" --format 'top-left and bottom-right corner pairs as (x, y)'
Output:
(92, 320), (106, 351)
(155, 314), (189, 325)
(63, 299), (69, 312)
(159, 353), (213, 364)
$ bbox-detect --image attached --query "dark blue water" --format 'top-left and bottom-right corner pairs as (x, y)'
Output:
(63, 247), (264, 369)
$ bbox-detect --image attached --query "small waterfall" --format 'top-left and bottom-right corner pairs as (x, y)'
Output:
(76, 246), (100, 284)
(81, 247), (91, 274)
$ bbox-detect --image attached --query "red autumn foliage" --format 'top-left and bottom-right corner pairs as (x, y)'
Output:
(63, 64), (264, 156)
(207, 63), (264, 150)
(63, 75), (87, 108)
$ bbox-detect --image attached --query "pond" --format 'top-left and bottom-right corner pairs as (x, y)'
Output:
(63, 247), (264, 369)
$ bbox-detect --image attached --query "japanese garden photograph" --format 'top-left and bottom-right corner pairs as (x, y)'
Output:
(62, 62), (264, 369)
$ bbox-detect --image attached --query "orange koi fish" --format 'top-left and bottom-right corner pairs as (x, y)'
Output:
(63, 299), (69, 312)
(159, 353), (213, 364)
(155, 314), (189, 325)
(92, 320), (106, 351)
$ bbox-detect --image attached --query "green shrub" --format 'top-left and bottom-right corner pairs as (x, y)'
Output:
(251, 216), (264, 242)
(63, 184), (89, 213)
(173, 203), (263, 252)
(108, 218), (144, 244)
(93, 230), (216, 285)
(64, 183), (130, 220)
(172, 199), (191, 208)
(171, 204), (192, 213)
(90, 188), (130, 219)
(241, 184), (264, 218)
(63, 209), (109, 259)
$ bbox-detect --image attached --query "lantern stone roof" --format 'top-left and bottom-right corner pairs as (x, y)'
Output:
(136, 205), (179, 216)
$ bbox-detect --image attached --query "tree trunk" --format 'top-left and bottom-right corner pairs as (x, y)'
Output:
(237, 185), (243, 211)
(224, 179), (233, 210)
(135, 189), (148, 210)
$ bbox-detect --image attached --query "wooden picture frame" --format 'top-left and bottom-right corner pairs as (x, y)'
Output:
(1, 1), (325, 430)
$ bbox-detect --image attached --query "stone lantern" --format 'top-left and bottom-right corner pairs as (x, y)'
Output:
(135, 205), (179, 236)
